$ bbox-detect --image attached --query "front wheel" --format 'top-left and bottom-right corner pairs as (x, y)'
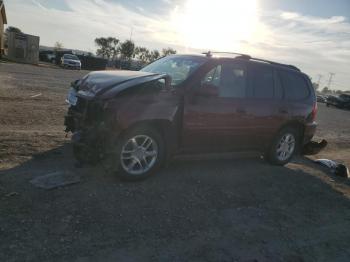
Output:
(117, 127), (165, 181)
(266, 127), (300, 166)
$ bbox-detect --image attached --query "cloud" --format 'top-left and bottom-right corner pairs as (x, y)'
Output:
(249, 10), (350, 89)
(5, 0), (350, 90)
(6, 0), (180, 53)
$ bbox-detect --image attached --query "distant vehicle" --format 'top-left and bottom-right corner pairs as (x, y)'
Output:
(60, 54), (81, 70)
(326, 94), (350, 109)
(47, 53), (56, 64)
(317, 95), (326, 103)
(39, 51), (56, 63)
(64, 53), (317, 180)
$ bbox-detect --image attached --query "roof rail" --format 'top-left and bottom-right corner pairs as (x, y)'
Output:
(204, 51), (252, 59)
(249, 57), (301, 72)
(203, 51), (300, 72)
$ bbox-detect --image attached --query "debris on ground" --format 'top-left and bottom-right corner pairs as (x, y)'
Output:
(30, 171), (80, 190)
(302, 139), (328, 155)
(5, 192), (19, 197)
(30, 93), (42, 98)
(314, 159), (349, 178)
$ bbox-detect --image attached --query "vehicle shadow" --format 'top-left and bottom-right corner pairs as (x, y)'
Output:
(2, 145), (350, 261)
(1, 144), (349, 196)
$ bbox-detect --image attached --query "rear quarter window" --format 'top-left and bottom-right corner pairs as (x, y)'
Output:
(279, 70), (310, 100)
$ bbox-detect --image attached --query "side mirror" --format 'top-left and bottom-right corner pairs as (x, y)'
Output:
(164, 75), (172, 89)
(197, 83), (218, 97)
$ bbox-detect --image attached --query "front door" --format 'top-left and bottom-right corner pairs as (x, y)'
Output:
(182, 61), (253, 153)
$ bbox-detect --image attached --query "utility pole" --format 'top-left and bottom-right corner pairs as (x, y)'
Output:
(317, 74), (322, 86)
(327, 72), (335, 89)
(129, 27), (133, 41)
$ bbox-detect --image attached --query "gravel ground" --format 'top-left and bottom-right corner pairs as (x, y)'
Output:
(1, 62), (350, 262)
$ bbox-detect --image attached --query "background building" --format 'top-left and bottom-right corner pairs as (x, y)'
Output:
(0, 0), (7, 57)
(5, 31), (40, 64)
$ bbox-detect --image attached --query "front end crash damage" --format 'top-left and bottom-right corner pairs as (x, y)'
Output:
(64, 71), (172, 165)
(64, 97), (120, 165)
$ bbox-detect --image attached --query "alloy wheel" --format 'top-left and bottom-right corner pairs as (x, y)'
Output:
(276, 133), (296, 161)
(120, 135), (158, 175)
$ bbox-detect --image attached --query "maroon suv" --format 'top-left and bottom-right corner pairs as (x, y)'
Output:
(65, 53), (317, 180)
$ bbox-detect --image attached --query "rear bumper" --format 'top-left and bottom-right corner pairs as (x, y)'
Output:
(303, 121), (317, 145)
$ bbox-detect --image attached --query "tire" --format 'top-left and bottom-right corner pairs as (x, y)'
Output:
(326, 103), (330, 107)
(266, 127), (300, 166)
(117, 126), (165, 181)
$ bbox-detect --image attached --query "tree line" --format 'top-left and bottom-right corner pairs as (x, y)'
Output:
(94, 37), (177, 64)
(312, 82), (348, 95)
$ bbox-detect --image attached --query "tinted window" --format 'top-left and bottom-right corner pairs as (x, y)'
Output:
(279, 70), (310, 100)
(200, 63), (247, 98)
(202, 65), (221, 87)
(250, 65), (274, 99)
(219, 63), (247, 98)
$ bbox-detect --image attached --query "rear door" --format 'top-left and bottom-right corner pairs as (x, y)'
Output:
(242, 63), (287, 148)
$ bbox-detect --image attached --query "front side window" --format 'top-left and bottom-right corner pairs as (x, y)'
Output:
(202, 65), (222, 87)
(141, 56), (207, 86)
(200, 63), (247, 98)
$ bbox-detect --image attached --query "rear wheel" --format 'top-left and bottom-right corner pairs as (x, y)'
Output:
(266, 127), (300, 165)
(117, 126), (165, 181)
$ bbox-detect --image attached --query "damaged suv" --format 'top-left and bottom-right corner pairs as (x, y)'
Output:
(65, 53), (317, 180)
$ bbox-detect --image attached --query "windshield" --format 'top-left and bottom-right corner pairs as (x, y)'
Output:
(141, 56), (207, 86)
(64, 54), (79, 60)
(339, 94), (350, 100)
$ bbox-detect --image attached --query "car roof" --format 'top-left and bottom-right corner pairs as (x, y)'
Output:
(170, 53), (303, 74)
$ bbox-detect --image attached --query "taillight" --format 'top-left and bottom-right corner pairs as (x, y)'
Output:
(311, 102), (317, 121)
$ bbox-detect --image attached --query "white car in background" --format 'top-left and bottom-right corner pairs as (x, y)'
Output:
(60, 54), (81, 70)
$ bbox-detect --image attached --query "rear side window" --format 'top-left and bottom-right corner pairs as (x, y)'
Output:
(219, 63), (247, 98)
(250, 65), (274, 99)
(279, 70), (310, 100)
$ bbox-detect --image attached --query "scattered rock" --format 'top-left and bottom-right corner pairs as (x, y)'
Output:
(30, 171), (80, 190)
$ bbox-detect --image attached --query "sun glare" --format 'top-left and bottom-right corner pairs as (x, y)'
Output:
(172, 0), (258, 51)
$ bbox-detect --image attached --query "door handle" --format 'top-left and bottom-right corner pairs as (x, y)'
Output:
(236, 108), (246, 114)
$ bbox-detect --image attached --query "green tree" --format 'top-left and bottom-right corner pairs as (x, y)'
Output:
(151, 50), (160, 61)
(95, 37), (119, 59)
(54, 41), (64, 51)
(335, 90), (342, 94)
(162, 47), (176, 57)
(134, 46), (150, 63)
(5, 26), (22, 34)
(322, 87), (330, 94)
(120, 40), (135, 61)
(135, 47), (161, 64)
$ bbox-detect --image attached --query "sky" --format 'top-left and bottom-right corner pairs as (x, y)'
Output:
(4, 0), (350, 90)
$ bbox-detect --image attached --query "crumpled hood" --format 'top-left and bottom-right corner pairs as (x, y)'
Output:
(77, 70), (167, 99)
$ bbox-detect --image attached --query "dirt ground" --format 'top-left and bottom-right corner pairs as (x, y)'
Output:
(1, 61), (350, 262)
